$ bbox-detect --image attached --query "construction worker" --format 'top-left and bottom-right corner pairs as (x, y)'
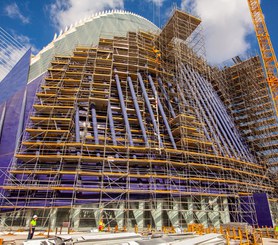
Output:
(98, 219), (104, 232)
(152, 46), (161, 63)
(27, 215), (38, 239)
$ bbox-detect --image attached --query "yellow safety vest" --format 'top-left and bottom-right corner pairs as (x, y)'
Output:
(152, 47), (160, 55)
(30, 219), (37, 227)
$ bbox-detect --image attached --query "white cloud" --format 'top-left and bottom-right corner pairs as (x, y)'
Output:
(4, 3), (30, 24)
(49, 0), (124, 30)
(181, 0), (254, 64)
(12, 33), (39, 55)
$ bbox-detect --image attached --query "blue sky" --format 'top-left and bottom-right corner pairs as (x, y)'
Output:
(0, 0), (277, 64)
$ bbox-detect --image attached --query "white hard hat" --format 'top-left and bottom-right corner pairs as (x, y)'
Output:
(33, 215), (38, 218)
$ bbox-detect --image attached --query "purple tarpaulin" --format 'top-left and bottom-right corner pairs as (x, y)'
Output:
(0, 70), (44, 185)
(253, 193), (273, 227)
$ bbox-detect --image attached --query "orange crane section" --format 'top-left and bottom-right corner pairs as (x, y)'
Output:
(247, 0), (278, 116)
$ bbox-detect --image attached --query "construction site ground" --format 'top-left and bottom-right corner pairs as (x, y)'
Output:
(0, 229), (277, 245)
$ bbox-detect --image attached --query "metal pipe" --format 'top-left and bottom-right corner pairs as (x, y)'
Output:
(137, 72), (163, 148)
(183, 65), (235, 157)
(75, 105), (80, 143)
(194, 71), (253, 161)
(127, 76), (149, 147)
(0, 102), (6, 141)
(197, 72), (254, 161)
(190, 70), (238, 156)
(90, 104), (99, 145)
(148, 75), (177, 149)
(115, 73), (133, 147)
(192, 68), (250, 161)
(15, 89), (27, 152)
(157, 78), (176, 118)
(108, 102), (117, 146)
(180, 66), (230, 157)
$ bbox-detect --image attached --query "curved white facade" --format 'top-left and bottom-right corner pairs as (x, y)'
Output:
(28, 10), (160, 82)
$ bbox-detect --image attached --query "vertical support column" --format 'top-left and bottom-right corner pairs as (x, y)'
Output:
(127, 76), (149, 147)
(148, 75), (177, 149)
(90, 104), (99, 144)
(75, 104), (80, 143)
(137, 72), (163, 148)
(201, 197), (208, 227)
(167, 202), (179, 227)
(25, 209), (32, 228)
(115, 73), (133, 146)
(115, 202), (124, 229)
(221, 197), (230, 224)
(151, 201), (162, 230)
(0, 213), (6, 227)
(93, 208), (101, 229)
(181, 197), (193, 225)
(108, 102), (117, 146)
(133, 202), (144, 230)
(49, 208), (58, 230)
(208, 197), (220, 227)
(15, 89), (27, 152)
(72, 208), (81, 229)
(0, 102), (6, 140)
(188, 197), (194, 224)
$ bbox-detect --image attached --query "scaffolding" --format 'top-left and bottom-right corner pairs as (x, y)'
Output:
(210, 55), (278, 221)
(0, 9), (277, 230)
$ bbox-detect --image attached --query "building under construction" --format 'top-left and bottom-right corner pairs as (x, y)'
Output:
(0, 9), (277, 230)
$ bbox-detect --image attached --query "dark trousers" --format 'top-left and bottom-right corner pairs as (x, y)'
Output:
(27, 227), (35, 239)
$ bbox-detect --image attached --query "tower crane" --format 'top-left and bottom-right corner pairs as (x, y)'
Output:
(247, 0), (278, 117)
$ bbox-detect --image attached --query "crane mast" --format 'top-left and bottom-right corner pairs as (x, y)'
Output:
(247, 0), (278, 116)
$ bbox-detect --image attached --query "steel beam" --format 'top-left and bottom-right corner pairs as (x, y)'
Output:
(127, 76), (149, 147)
(115, 73), (134, 147)
(90, 104), (99, 145)
(184, 65), (234, 157)
(75, 105), (80, 143)
(194, 71), (254, 162)
(157, 78), (176, 118)
(148, 75), (177, 149)
(108, 102), (117, 146)
(181, 66), (230, 156)
(137, 72), (163, 148)
(187, 67), (238, 158)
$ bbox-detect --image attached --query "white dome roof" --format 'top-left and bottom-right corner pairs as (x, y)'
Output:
(28, 11), (160, 83)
